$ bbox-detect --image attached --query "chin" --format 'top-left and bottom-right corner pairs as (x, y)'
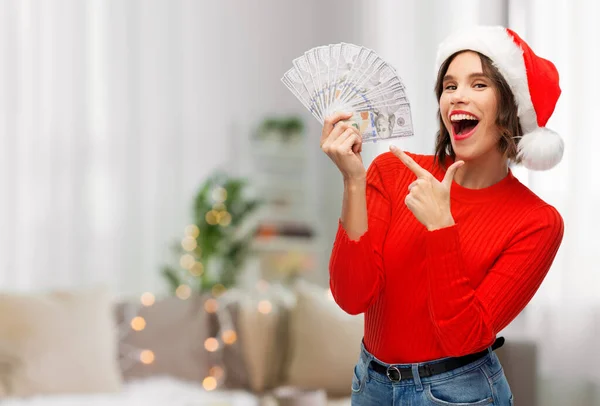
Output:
(451, 144), (471, 158)
(452, 145), (482, 163)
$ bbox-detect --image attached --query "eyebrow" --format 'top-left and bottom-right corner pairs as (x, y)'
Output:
(443, 73), (489, 82)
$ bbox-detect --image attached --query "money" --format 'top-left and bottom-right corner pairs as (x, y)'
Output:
(342, 103), (413, 142)
(281, 43), (415, 142)
(281, 68), (321, 121)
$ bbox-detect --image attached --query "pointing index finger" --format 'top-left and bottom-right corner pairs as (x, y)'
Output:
(390, 145), (430, 178)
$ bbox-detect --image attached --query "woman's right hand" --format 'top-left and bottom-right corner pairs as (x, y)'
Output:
(320, 112), (366, 181)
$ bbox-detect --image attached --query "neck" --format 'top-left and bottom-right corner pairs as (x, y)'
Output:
(453, 151), (509, 189)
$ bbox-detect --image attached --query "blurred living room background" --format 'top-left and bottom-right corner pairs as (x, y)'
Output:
(0, 0), (598, 405)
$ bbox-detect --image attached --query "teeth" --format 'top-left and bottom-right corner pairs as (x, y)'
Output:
(450, 113), (478, 122)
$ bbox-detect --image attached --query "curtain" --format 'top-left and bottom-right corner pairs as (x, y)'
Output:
(0, 0), (368, 296)
(0, 0), (227, 297)
(507, 0), (600, 404)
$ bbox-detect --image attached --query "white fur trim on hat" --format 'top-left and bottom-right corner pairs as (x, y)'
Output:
(517, 127), (564, 171)
(435, 26), (538, 134)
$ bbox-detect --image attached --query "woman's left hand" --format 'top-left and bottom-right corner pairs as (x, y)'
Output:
(389, 145), (464, 231)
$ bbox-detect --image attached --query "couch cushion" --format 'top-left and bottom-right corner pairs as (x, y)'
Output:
(115, 294), (211, 384)
(226, 285), (295, 393)
(0, 286), (122, 397)
(495, 339), (538, 406)
(284, 281), (363, 397)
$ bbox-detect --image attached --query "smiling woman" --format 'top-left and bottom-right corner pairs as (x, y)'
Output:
(321, 26), (565, 406)
(435, 52), (523, 176)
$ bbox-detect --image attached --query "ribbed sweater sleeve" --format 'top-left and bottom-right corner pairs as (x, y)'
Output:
(328, 158), (391, 315)
(424, 204), (564, 355)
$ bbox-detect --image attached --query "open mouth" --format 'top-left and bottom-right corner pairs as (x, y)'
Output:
(450, 113), (479, 139)
(452, 120), (479, 136)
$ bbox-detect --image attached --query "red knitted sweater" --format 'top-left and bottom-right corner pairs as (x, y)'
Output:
(329, 151), (564, 363)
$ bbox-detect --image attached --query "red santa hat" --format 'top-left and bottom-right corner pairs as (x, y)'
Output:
(435, 26), (564, 171)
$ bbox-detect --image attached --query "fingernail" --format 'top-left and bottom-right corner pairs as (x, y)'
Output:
(390, 145), (397, 151)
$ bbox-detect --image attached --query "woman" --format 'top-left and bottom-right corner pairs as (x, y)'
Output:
(321, 26), (564, 405)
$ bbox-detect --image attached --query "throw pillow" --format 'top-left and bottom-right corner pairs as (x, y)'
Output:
(115, 294), (212, 384)
(0, 286), (122, 397)
(284, 280), (363, 397)
(223, 285), (295, 393)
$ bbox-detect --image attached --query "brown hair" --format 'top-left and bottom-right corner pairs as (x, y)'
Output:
(433, 51), (523, 169)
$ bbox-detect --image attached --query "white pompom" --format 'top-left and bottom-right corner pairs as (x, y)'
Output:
(517, 127), (564, 171)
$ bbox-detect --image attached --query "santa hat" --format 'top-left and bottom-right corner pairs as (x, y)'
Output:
(435, 26), (563, 171)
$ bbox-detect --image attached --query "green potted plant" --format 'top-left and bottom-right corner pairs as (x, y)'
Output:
(161, 171), (263, 294)
(255, 116), (304, 143)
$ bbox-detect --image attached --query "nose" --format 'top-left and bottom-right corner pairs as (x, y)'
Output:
(450, 87), (469, 105)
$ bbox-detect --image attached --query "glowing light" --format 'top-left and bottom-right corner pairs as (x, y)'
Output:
(140, 350), (155, 364)
(204, 298), (219, 313)
(205, 210), (219, 225)
(140, 292), (155, 307)
(176, 284), (192, 300)
(209, 366), (224, 379)
(204, 337), (219, 352)
(218, 212), (232, 227)
(190, 262), (204, 276)
(130, 316), (146, 332)
(258, 300), (272, 314)
(181, 236), (197, 251)
(222, 329), (237, 345)
(211, 284), (226, 297)
(185, 224), (200, 238)
(211, 187), (227, 203)
(203, 376), (217, 391)
(179, 254), (195, 270)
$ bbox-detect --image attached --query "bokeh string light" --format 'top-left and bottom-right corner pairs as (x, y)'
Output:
(130, 316), (146, 332)
(140, 292), (155, 307)
(190, 262), (204, 276)
(179, 254), (196, 270)
(175, 284), (192, 300)
(258, 299), (272, 314)
(204, 298), (219, 313)
(181, 236), (197, 251)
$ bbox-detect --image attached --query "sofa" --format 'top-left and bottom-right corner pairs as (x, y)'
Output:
(0, 282), (537, 405)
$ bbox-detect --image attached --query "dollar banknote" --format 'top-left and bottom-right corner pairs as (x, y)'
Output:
(282, 42), (415, 142)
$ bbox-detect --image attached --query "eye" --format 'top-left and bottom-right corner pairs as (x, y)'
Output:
(474, 83), (488, 89)
(444, 84), (457, 91)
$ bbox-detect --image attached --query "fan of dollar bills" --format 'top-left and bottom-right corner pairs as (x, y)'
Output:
(281, 43), (414, 142)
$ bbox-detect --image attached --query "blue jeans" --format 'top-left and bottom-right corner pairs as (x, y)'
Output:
(352, 341), (514, 405)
